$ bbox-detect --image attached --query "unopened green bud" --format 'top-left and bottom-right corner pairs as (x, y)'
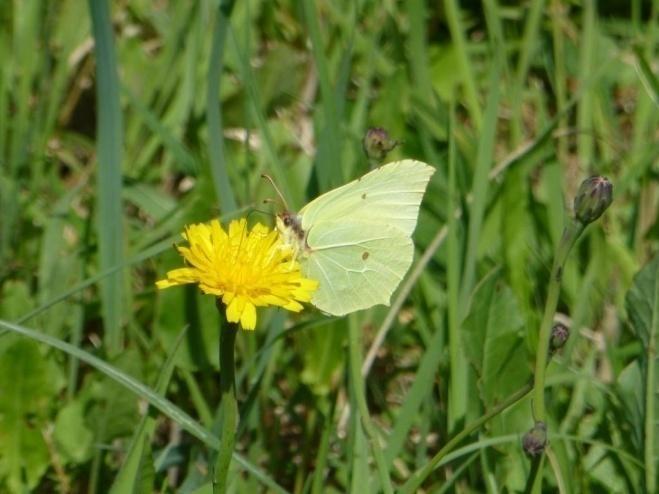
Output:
(362, 127), (398, 162)
(522, 421), (547, 457)
(550, 322), (569, 352)
(573, 176), (613, 225)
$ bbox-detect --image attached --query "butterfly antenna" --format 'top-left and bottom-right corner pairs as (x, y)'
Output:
(261, 174), (289, 210)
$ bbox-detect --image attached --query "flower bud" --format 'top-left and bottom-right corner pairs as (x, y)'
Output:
(522, 421), (547, 457)
(573, 176), (613, 225)
(550, 322), (569, 352)
(362, 127), (398, 162)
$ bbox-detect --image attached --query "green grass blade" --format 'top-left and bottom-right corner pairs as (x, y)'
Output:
(385, 317), (444, 465)
(348, 317), (393, 494)
(122, 86), (199, 175)
(302, 1), (344, 190)
(446, 102), (465, 432)
(228, 31), (297, 207)
(443, 0), (483, 128)
(509, 0), (545, 142)
(633, 45), (659, 107)
(109, 327), (186, 494)
(88, 0), (125, 354)
(207, 0), (237, 213)
(576, 0), (596, 167)
(458, 56), (502, 313)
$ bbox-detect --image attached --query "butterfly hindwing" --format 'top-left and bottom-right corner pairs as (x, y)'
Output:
(304, 220), (414, 315)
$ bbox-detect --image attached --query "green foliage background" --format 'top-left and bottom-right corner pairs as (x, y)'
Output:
(0, 0), (658, 492)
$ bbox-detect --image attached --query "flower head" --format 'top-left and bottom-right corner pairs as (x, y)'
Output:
(156, 218), (318, 330)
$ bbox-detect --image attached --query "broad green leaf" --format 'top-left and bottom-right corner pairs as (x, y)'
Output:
(625, 254), (659, 491)
(0, 280), (33, 321)
(86, 349), (142, 443)
(54, 400), (94, 463)
(617, 361), (644, 458)
(462, 269), (531, 407)
(626, 255), (659, 347)
(0, 340), (62, 492)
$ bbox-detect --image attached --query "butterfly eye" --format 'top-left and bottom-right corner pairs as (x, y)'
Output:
(283, 216), (291, 227)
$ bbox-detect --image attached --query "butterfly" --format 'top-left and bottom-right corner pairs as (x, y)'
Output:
(276, 160), (435, 316)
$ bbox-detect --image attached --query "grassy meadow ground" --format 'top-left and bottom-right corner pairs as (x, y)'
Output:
(0, 1), (658, 492)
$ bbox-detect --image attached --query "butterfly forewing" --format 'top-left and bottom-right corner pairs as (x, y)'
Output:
(299, 160), (435, 237)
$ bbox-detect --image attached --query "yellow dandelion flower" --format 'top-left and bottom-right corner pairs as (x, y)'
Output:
(156, 218), (318, 330)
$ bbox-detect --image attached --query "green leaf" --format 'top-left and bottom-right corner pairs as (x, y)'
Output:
(462, 269), (531, 407)
(87, 349), (143, 442)
(300, 320), (346, 396)
(54, 400), (94, 463)
(88, 0), (125, 354)
(626, 255), (659, 347)
(0, 340), (62, 491)
(625, 254), (659, 492)
(617, 361), (644, 455)
(0, 280), (33, 321)
(155, 281), (219, 371)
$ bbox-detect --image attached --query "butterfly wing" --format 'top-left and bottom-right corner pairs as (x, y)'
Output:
(303, 220), (414, 315)
(299, 160), (435, 237)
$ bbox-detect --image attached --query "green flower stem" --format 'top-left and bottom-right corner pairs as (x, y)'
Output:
(213, 303), (238, 494)
(532, 218), (584, 423)
(400, 383), (532, 494)
(347, 321), (393, 494)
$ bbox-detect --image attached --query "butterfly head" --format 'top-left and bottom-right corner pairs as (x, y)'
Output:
(276, 211), (308, 254)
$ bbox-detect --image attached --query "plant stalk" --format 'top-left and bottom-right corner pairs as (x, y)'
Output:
(213, 302), (238, 494)
(532, 219), (584, 423)
(347, 320), (393, 494)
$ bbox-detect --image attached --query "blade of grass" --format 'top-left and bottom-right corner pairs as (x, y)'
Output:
(644, 273), (658, 493)
(227, 31), (297, 207)
(509, 0), (545, 142)
(550, 0), (569, 165)
(458, 54), (502, 312)
(406, 0), (444, 169)
(109, 327), (187, 494)
(385, 316), (445, 466)
(443, 0), (483, 128)
(347, 317), (393, 494)
(446, 100), (466, 432)
(576, 0), (596, 167)
(633, 45), (659, 107)
(302, 0), (344, 189)
(207, 0), (237, 213)
(88, 0), (125, 355)
(311, 400), (334, 494)
(0, 319), (290, 494)
(122, 85), (198, 175)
